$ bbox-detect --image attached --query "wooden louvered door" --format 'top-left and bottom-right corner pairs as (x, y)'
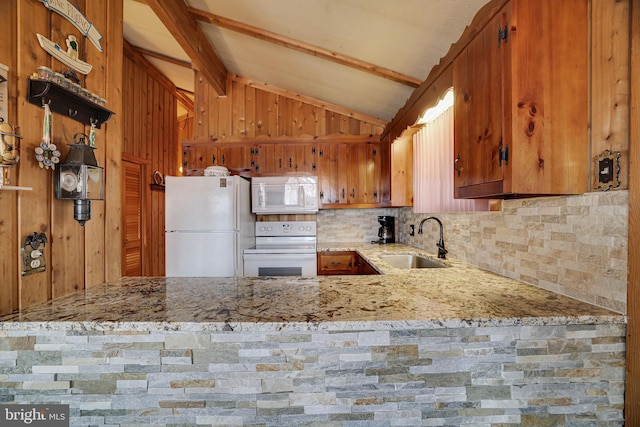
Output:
(122, 158), (146, 276)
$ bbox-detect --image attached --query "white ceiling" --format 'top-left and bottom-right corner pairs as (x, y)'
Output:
(123, 0), (489, 122)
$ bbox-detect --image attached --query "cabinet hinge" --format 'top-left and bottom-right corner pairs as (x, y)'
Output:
(498, 22), (508, 46)
(499, 143), (509, 166)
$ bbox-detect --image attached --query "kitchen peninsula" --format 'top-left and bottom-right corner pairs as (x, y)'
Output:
(0, 244), (625, 426)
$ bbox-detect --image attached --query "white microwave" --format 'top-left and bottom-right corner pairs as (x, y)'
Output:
(251, 176), (319, 214)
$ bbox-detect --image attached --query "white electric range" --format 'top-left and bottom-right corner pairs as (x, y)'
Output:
(243, 221), (317, 276)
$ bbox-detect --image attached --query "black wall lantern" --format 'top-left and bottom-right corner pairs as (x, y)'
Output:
(54, 133), (104, 225)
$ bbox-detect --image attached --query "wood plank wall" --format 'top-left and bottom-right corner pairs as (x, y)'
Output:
(0, 0), (122, 316)
(193, 72), (384, 139)
(122, 43), (178, 277)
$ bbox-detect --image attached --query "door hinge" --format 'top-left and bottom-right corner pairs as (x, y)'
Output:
(499, 143), (509, 166)
(498, 22), (508, 46)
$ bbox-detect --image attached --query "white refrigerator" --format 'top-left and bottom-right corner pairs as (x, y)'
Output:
(165, 175), (255, 277)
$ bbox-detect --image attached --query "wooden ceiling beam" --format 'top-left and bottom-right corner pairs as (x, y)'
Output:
(188, 7), (422, 89)
(144, 0), (227, 95)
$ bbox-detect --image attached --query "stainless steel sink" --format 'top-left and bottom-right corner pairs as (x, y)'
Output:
(379, 254), (449, 269)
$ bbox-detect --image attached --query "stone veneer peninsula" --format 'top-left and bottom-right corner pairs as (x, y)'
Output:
(0, 244), (626, 426)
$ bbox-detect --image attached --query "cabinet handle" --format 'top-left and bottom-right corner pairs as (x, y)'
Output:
(279, 158), (282, 169)
(499, 143), (509, 166)
(211, 154), (216, 164)
(289, 158), (293, 168)
(341, 188), (345, 199)
(221, 154), (225, 165)
(498, 22), (508, 46)
(330, 261), (343, 265)
(351, 189), (355, 198)
(320, 191), (324, 200)
(454, 153), (461, 176)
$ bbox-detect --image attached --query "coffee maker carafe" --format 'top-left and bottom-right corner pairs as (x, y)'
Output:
(375, 215), (395, 244)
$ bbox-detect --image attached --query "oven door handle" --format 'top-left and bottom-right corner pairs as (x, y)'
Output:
(298, 185), (305, 207)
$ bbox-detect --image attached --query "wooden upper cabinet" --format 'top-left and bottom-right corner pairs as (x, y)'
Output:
(391, 133), (413, 207)
(182, 139), (250, 175)
(453, 0), (588, 198)
(181, 136), (390, 208)
(317, 141), (388, 208)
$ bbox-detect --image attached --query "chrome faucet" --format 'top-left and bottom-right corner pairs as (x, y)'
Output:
(418, 216), (448, 259)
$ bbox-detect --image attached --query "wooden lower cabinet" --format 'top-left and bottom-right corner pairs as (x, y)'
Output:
(317, 251), (379, 275)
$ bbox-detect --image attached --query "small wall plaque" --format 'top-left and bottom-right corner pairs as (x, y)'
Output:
(21, 232), (47, 276)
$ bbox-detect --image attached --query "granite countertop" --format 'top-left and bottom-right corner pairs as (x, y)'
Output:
(0, 243), (624, 330)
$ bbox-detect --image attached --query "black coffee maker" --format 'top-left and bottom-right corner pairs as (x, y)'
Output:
(374, 215), (395, 244)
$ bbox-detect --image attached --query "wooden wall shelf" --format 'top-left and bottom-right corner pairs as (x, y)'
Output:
(27, 79), (114, 128)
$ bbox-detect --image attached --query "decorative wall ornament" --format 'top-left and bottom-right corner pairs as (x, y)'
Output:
(21, 232), (48, 276)
(594, 149), (622, 192)
(0, 120), (22, 186)
(36, 33), (92, 75)
(34, 102), (60, 170)
(38, 0), (103, 52)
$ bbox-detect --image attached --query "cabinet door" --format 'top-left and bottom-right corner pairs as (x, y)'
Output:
(182, 144), (217, 175)
(318, 143), (349, 205)
(391, 134), (413, 206)
(462, 10), (505, 186)
(274, 143), (317, 174)
(251, 143), (276, 174)
(353, 143), (382, 204)
(454, 4), (509, 196)
(218, 144), (250, 171)
(317, 251), (355, 275)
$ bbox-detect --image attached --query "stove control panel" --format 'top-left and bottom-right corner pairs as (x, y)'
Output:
(256, 221), (316, 237)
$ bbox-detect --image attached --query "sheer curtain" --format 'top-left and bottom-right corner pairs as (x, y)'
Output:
(413, 105), (489, 213)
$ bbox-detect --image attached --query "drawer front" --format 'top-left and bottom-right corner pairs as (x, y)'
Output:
(318, 252), (354, 274)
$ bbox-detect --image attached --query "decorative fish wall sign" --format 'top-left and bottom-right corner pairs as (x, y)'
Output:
(39, 0), (103, 52)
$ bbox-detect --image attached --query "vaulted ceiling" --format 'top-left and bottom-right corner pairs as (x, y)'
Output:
(123, 0), (489, 123)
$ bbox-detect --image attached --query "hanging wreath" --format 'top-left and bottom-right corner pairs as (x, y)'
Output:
(34, 142), (60, 169)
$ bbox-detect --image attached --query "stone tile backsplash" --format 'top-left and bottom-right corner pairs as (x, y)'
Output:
(317, 191), (628, 313)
